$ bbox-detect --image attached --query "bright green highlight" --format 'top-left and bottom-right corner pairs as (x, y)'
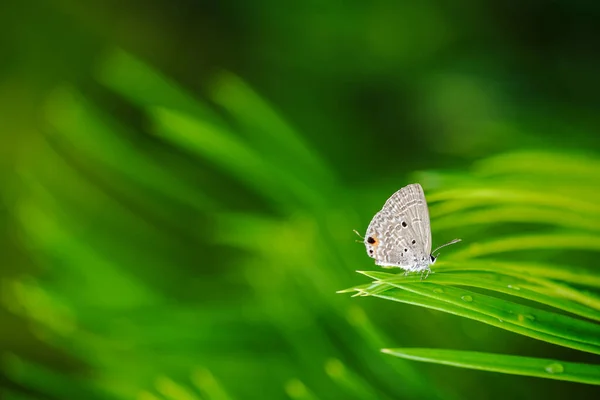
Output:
(382, 348), (600, 385)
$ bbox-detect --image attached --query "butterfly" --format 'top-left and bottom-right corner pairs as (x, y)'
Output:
(355, 183), (460, 279)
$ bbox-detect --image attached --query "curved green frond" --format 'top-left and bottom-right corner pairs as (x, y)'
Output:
(382, 348), (600, 385)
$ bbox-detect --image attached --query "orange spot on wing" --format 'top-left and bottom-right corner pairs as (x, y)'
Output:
(368, 235), (380, 250)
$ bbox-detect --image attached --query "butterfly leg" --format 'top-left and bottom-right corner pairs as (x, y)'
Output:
(420, 268), (432, 281)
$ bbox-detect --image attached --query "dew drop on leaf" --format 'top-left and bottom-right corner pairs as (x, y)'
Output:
(461, 295), (473, 302)
(545, 363), (564, 374)
(433, 288), (444, 294)
(518, 314), (536, 322)
(507, 284), (521, 290)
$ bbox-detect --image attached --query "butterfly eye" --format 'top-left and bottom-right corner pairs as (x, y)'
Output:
(367, 237), (376, 244)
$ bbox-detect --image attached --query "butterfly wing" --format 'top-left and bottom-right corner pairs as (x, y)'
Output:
(364, 184), (432, 271)
(365, 208), (413, 268)
(400, 183), (432, 256)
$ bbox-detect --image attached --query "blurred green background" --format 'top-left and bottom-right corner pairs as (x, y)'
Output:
(1, 1), (600, 399)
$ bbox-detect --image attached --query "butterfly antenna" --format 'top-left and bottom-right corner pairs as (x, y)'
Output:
(432, 238), (462, 257)
(353, 229), (364, 243)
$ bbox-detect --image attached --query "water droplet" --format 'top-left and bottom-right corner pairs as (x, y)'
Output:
(498, 319), (503, 323)
(518, 314), (536, 322)
(461, 295), (473, 302)
(545, 363), (564, 374)
(507, 284), (521, 290)
(433, 288), (444, 294)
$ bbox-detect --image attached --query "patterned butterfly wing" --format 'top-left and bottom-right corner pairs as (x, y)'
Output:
(364, 184), (433, 271)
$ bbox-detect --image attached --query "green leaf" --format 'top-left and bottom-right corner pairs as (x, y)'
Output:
(352, 285), (600, 355)
(449, 233), (600, 260)
(363, 269), (600, 321)
(382, 348), (600, 385)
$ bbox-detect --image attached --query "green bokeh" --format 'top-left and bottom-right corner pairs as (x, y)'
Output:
(1, 1), (600, 399)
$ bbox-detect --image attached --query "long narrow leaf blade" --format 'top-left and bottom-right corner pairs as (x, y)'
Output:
(382, 348), (600, 385)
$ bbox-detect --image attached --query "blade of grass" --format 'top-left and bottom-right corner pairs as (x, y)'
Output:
(436, 260), (600, 289)
(150, 107), (323, 211)
(416, 169), (600, 202)
(96, 48), (222, 125)
(474, 150), (600, 181)
(449, 233), (600, 260)
(44, 88), (216, 212)
(365, 270), (600, 321)
(155, 376), (201, 400)
(209, 72), (335, 190)
(99, 50), (334, 211)
(340, 305), (452, 400)
(382, 348), (600, 385)
(432, 262), (600, 311)
(360, 273), (600, 349)
(433, 206), (600, 233)
(350, 285), (600, 355)
(190, 368), (233, 400)
(427, 188), (600, 217)
(284, 379), (320, 400)
(324, 358), (389, 400)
